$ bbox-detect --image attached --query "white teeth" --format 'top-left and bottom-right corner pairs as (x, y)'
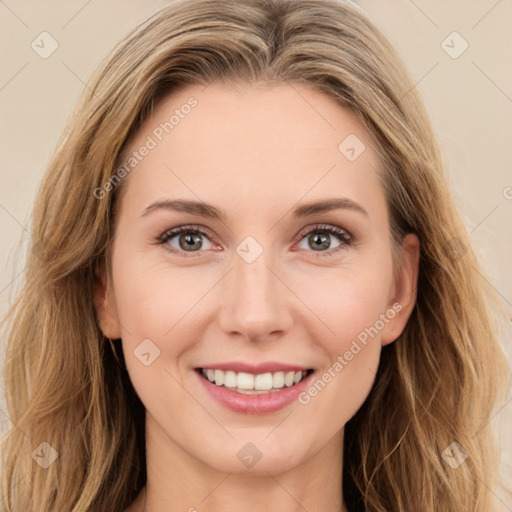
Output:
(284, 371), (295, 387)
(200, 368), (310, 393)
(254, 372), (273, 391)
(272, 371), (285, 388)
(237, 372), (254, 390)
(214, 369), (224, 386)
(224, 370), (237, 388)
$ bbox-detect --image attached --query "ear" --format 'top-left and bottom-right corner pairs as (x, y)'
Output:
(93, 264), (122, 339)
(381, 233), (420, 346)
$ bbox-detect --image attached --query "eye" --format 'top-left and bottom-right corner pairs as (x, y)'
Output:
(294, 224), (353, 258)
(155, 223), (353, 258)
(156, 225), (216, 257)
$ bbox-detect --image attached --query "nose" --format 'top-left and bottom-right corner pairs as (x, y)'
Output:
(217, 243), (293, 343)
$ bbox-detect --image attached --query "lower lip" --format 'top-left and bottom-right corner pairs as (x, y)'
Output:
(196, 370), (315, 415)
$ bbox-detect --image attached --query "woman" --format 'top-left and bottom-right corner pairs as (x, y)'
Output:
(1, 0), (509, 510)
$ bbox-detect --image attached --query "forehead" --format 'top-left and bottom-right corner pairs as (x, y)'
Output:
(116, 81), (386, 221)
(144, 80), (378, 164)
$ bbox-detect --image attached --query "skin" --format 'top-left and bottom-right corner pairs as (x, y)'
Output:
(94, 81), (420, 512)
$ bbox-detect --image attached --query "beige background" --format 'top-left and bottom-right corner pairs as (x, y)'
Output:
(1, 0), (511, 506)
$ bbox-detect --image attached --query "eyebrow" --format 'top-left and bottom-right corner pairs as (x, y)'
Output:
(142, 197), (369, 220)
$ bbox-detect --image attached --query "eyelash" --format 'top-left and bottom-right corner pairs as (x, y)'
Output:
(155, 223), (353, 258)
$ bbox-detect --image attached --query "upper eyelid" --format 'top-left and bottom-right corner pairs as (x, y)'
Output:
(159, 224), (214, 241)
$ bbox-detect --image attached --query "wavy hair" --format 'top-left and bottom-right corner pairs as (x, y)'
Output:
(1, 0), (509, 510)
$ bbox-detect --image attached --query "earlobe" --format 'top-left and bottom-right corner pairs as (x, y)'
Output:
(381, 233), (420, 346)
(93, 265), (122, 339)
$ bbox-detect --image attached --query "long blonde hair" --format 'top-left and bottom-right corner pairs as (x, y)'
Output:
(1, 0), (509, 510)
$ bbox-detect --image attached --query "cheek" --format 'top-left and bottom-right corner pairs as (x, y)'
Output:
(295, 264), (393, 412)
(295, 275), (388, 427)
(112, 256), (223, 417)
(113, 261), (198, 421)
(304, 265), (393, 349)
(112, 253), (213, 341)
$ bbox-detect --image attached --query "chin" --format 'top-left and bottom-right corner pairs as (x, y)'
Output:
(191, 436), (309, 476)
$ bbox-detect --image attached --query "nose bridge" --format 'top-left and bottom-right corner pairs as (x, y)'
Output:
(218, 236), (291, 339)
(235, 242), (273, 300)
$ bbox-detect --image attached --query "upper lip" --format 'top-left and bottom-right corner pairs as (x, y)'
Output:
(195, 361), (313, 374)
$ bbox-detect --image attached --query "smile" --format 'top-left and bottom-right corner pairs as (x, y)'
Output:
(198, 368), (314, 394)
(195, 365), (316, 414)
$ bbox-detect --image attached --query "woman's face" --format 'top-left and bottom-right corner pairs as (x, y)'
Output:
(95, 81), (419, 476)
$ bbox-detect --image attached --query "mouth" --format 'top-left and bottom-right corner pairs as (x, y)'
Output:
(195, 367), (315, 395)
